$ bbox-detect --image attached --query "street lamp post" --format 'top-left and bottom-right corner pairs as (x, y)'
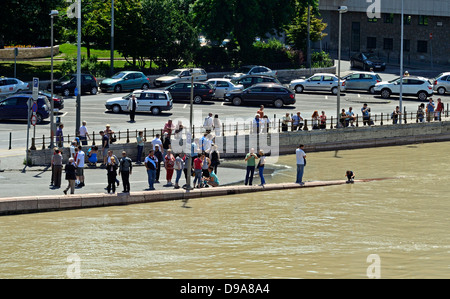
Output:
(336, 6), (348, 127)
(49, 9), (59, 149)
(75, 0), (82, 136)
(110, 0), (114, 76)
(399, 0), (404, 124)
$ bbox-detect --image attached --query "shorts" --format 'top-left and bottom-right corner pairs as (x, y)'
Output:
(76, 167), (84, 176)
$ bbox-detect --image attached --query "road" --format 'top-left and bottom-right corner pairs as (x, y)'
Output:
(1, 60), (449, 168)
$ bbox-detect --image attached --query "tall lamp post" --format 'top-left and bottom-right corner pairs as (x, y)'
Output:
(49, 9), (59, 148)
(336, 6), (348, 127)
(399, 0), (404, 124)
(110, 0), (114, 76)
(75, 0), (82, 136)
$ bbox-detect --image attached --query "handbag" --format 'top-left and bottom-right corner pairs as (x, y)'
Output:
(110, 134), (117, 143)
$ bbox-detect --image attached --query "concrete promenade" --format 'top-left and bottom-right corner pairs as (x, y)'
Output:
(0, 179), (382, 216)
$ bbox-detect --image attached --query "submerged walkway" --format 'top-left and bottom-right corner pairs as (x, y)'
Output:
(0, 178), (391, 216)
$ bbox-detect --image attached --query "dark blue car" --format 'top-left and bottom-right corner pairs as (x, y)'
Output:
(0, 94), (50, 123)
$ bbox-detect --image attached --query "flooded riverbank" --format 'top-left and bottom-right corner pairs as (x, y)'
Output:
(0, 142), (448, 278)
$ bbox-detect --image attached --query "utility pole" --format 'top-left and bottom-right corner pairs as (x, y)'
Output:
(75, 0), (81, 136)
(110, 0), (114, 76)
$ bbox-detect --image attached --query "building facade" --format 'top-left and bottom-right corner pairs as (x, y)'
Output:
(318, 0), (450, 65)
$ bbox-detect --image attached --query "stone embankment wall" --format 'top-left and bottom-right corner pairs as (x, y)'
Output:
(29, 121), (450, 166)
(0, 46), (59, 60)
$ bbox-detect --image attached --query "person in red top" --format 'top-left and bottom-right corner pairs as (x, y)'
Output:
(435, 98), (444, 121)
(193, 153), (204, 188)
(164, 149), (175, 186)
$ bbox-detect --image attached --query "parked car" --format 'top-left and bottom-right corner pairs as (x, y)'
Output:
(100, 71), (150, 93)
(432, 72), (450, 95)
(342, 71), (382, 94)
(50, 73), (98, 97)
(105, 89), (173, 115)
(154, 68), (207, 87)
(224, 83), (296, 108)
(0, 94), (50, 123)
(224, 65), (277, 80)
(0, 77), (29, 97)
(374, 76), (433, 100)
(233, 75), (281, 89)
(164, 82), (215, 104)
(206, 78), (244, 99)
(350, 52), (386, 71)
(289, 73), (345, 95)
(19, 90), (64, 110)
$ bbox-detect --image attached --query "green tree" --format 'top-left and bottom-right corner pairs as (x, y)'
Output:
(193, 0), (294, 64)
(286, 0), (328, 54)
(0, 0), (65, 48)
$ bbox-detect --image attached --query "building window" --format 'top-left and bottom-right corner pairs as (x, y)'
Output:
(418, 15), (428, 26)
(367, 37), (377, 49)
(383, 38), (393, 51)
(404, 15), (412, 25)
(403, 39), (410, 52)
(368, 17), (378, 23)
(384, 13), (394, 23)
(417, 40), (428, 53)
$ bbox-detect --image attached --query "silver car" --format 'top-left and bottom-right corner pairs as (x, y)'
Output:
(433, 72), (450, 95)
(0, 77), (29, 97)
(224, 65), (277, 80)
(206, 78), (243, 99)
(342, 71), (382, 94)
(154, 68), (207, 87)
(289, 73), (345, 95)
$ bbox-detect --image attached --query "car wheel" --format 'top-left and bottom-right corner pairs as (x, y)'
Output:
(63, 89), (70, 97)
(90, 86), (98, 95)
(112, 105), (122, 114)
(232, 97), (242, 106)
(437, 87), (446, 95)
(193, 95), (203, 104)
(295, 85), (304, 93)
(114, 85), (122, 93)
(142, 83), (149, 90)
(369, 86), (375, 94)
(331, 87), (338, 95)
(381, 89), (391, 99)
(273, 99), (284, 108)
(151, 107), (160, 115)
(417, 91), (428, 101)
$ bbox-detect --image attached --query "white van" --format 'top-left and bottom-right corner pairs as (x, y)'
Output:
(105, 89), (173, 115)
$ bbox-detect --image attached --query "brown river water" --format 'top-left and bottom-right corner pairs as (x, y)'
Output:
(0, 142), (449, 278)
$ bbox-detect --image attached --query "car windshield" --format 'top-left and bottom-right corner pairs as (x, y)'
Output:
(122, 92), (134, 99)
(112, 72), (127, 79)
(363, 53), (378, 60)
(388, 77), (401, 83)
(58, 75), (73, 82)
(236, 66), (252, 74)
(167, 70), (182, 76)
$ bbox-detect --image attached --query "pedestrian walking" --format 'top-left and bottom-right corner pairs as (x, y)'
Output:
(213, 114), (221, 137)
(56, 124), (64, 147)
(200, 133), (212, 155)
(106, 156), (118, 194)
(210, 145), (220, 174)
(154, 145), (163, 183)
(63, 158), (77, 195)
(435, 98), (444, 121)
(100, 130), (109, 166)
(295, 144), (306, 185)
(426, 98), (435, 122)
(75, 145), (85, 187)
(193, 153), (204, 188)
(258, 150), (266, 186)
(127, 94), (138, 122)
(145, 150), (157, 190)
(174, 153), (184, 189)
(244, 148), (258, 186)
(51, 148), (63, 188)
(79, 121), (90, 145)
(136, 131), (146, 164)
(119, 151), (133, 193)
(203, 113), (213, 133)
(164, 149), (175, 186)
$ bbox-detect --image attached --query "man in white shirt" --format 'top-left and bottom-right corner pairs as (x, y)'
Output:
(203, 113), (213, 133)
(200, 133), (212, 154)
(295, 144), (306, 185)
(79, 121), (90, 145)
(76, 145), (86, 187)
(151, 134), (163, 151)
